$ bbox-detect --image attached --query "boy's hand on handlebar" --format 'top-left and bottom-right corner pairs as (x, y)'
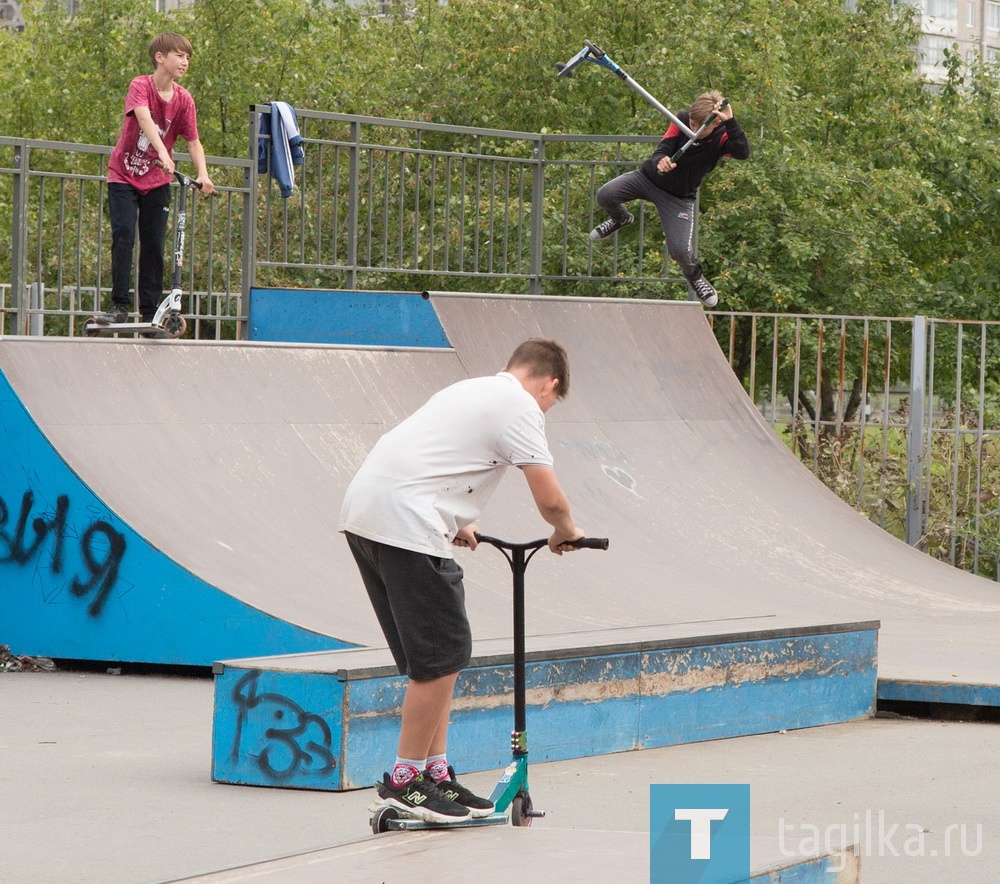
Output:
(155, 152), (175, 176)
(549, 529), (585, 555)
(196, 174), (217, 195)
(452, 523), (479, 550)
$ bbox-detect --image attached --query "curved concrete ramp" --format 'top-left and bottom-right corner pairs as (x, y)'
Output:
(428, 294), (1000, 694)
(2, 294), (999, 684)
(0, 340), (473, 664)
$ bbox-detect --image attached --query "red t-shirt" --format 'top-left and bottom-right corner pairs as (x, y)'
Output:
(107, 75), (199, 193)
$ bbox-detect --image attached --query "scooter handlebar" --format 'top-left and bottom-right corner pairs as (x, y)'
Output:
(474, 533), (609, 551)
(172, 169), (203, 189)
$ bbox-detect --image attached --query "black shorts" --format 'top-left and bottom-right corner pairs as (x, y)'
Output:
(345, 532), (473, 681)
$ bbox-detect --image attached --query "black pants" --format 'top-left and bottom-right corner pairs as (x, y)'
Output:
(108, 182), (172, 318)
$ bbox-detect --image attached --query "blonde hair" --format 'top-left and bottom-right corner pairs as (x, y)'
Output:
(149, 33), (193, 69)
(690, 91), (724, 128)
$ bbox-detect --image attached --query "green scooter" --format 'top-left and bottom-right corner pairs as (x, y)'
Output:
(370, 533), (609, 833)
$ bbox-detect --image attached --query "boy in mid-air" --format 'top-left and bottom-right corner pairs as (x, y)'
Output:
(590, 91), (750, 308)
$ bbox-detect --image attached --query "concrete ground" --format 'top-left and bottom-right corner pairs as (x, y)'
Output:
(0, 669), (996, 883)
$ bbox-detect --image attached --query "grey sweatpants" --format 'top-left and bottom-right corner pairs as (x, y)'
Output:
(595, 170), (702, 281)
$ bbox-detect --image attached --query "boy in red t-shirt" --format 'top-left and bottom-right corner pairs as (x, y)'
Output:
(101, 33), (215, 334)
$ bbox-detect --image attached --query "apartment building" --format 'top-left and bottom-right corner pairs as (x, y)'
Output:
(906, 0), (1000, 77)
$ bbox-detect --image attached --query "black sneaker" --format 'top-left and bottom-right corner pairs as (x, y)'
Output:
(139, 329), (169, 340)
(96, 306), (128, 324)
(687, 275), (719, 307)
(375, 772), (471, 824)
(589, 211), (634, 242)
(436, 766), (496, 818)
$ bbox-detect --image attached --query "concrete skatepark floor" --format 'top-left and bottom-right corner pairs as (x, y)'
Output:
(1, 668), (996, 884)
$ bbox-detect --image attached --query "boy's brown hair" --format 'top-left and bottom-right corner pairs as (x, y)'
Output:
(506, 338), (571, 400)
(690, 90), (724, 128)
(149, 33), (193, 68)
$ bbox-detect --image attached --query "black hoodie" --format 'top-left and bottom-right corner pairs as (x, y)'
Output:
(640, 110), (751, 199)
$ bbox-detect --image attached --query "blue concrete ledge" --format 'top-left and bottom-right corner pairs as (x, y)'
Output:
(211, 620), (879, 792)
(878, 677), (1000, 708)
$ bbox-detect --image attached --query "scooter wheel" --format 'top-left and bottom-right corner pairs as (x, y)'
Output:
(371, 805), (400, 834)
(83, 319), (102, 338)
(511, 793), (534, 828)
(163, 314), (187, 338)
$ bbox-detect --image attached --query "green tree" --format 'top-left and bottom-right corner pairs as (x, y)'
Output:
(2, 0), (998, 324)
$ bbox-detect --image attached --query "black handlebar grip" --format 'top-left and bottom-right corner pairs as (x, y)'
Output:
(569, 537), (609, 550)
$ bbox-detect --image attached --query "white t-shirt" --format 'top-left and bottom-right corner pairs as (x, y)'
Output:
(339, 372), (553, 556)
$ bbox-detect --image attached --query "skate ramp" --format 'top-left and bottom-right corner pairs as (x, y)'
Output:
(429, 293), (1000, 698)
(0, 294), (998, 691)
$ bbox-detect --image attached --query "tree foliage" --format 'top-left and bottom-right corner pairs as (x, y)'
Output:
(1, 0), (998, 321)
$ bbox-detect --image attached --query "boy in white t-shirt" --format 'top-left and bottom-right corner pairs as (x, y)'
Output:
(340, 339), (584, 823)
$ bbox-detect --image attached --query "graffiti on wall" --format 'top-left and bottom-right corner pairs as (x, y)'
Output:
(0, 489), (127, 617)
(229, 669), (338, 784)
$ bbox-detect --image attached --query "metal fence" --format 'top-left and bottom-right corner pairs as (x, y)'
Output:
(3, 110), (1000, 580)
(709, 312), (1000, 579)
(246, 108), (668, 295)
(1, 108), (667, 340)
(0, 135), (253, 339)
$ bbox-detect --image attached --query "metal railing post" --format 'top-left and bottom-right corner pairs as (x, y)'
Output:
(29, 283), (44, 336)
(345, 120), (360, 290)
(528, 136), (544, 295)
(243, 108), (262, 339)
(906, 315), (927, 547)
(11, 141), (29, 335)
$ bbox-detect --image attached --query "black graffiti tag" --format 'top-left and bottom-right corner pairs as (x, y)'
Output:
(230, 669), (338, 783)
(0, 490), (68, 569)
(69, 521), (127, 617)
(0, 490), (127, 618)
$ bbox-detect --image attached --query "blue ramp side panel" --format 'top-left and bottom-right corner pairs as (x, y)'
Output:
(751, 850), (861, 883)
(248, 289), (452, 346)
(213, 668), (346, 789)
(0, 370), (351, 666)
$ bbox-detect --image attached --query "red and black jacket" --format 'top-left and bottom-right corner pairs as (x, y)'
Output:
(640, 110), (750, 199)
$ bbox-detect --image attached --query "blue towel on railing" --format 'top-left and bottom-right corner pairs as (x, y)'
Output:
(257, 101), (304, 198)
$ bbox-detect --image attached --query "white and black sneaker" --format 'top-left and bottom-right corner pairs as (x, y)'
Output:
(687, 275), (718, 308)
(589, 212), (635, 242)
(374, 771), (471, 824)
(436, 766), (496, 819)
